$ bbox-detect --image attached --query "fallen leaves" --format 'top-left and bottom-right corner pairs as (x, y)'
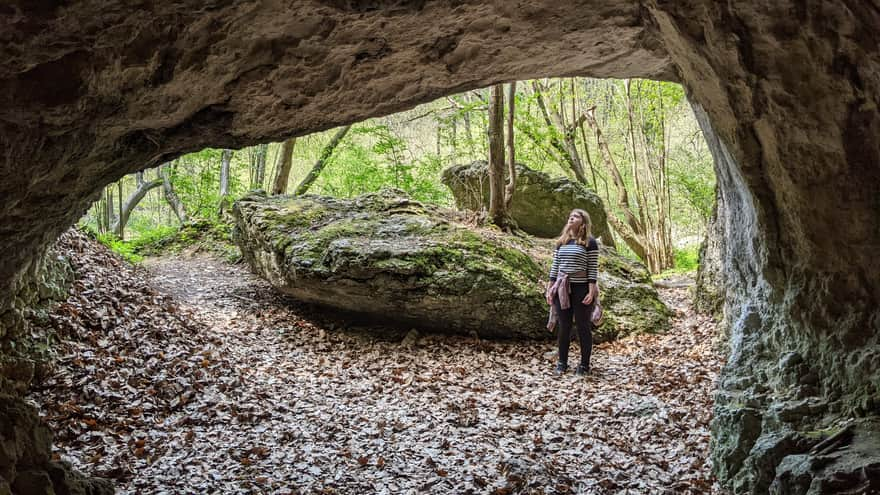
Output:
(27, 230), (725, 494)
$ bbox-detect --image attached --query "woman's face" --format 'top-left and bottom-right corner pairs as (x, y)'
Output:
(566, 212), (583, 232)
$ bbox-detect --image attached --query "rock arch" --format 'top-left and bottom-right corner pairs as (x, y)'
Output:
(1, 1), (878, 492)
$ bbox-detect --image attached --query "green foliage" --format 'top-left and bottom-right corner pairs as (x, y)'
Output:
(132, 220), (239, 262)
(96, 232), (144, 264)
(674, 244), (700, 272)
(127, 225), (180, 254)
(654, 244), (701, 279)
(310, 124), (452, 204)
(669, 142), (716, 227)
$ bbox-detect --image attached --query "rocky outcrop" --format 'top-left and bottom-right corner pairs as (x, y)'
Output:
(0, 232), (113, 495)
(233, 189), (669, 341)
(696, 87), (880, 493)
(1, 1), (879, 492)
(441, 161), (615, 245)
(0, 394), (114, 495)
(690, 100), (726, 322)
(0, 246), (73, 349)
(693, 188), (724, 321)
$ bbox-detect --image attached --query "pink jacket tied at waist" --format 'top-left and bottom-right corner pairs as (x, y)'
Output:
(546, 271), (598, 331)
(546, 273), (574, 331)
(548, 273), (573, 310)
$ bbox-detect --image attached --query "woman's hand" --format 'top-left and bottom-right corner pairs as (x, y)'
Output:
(545, 284), (554, 306)
(582, 283), (598, 305)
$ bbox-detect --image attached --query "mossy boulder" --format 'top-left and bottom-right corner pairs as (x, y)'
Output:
(233, 189), (668, 340)
(441, 161), (615, 246)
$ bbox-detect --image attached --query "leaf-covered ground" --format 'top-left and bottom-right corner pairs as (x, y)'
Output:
(28, 230), (725, 494)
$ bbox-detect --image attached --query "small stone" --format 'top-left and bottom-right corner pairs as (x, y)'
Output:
(400, 329), (420, 347)
(779, 352), (803, 372)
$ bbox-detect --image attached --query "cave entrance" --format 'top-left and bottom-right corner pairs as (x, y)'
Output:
(4, 2), (878, 494)
(29, 77), (725, 493)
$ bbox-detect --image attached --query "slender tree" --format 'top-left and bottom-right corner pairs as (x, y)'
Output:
(250, 143), (269, 190)
(271, 137), (297, 195)
(112, 171), (163, 238)
(103, 186), (113, 235)
(294, 125), (352, 196)
(218, 149), (234, 215)
(160, 162), (188, 224)
(531, 80), (589, 184)
(584, 106), (648, 261)
(504, 81), (517, 211)
(487, 84), (514, 230)
(117, 180), (123, 237)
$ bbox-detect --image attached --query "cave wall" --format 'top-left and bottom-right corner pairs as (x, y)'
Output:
(1, 1), (879, 492)
(651, 2), (880, 492)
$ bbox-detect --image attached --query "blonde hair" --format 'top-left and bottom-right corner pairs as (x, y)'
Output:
(554, 209), (592, 248)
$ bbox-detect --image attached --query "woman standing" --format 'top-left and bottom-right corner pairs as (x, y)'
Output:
(545, 209), (599, 376)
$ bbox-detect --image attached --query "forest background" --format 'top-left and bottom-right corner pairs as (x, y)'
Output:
(81, 77), (716, 277)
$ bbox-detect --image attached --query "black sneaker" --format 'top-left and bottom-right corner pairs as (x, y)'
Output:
(554, 363), (568, 375)
(575, 364), (590, 376)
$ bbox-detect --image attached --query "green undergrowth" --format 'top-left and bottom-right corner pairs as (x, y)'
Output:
(94, 231), (145, 264)
(87, 220), (241, 264)
(653, 245), (701, 280)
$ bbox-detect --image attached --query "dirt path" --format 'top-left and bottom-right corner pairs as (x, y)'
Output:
(33, 235), (725, 494)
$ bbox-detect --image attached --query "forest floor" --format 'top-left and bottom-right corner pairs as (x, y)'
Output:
(29, 230), (726, 494)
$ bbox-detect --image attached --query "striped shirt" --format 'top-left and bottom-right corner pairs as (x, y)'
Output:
(549, 237), (599, 284)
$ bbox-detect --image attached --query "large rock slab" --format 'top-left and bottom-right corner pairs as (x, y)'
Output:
(233, 189), (669, 341)
(441, 161), (615, 245)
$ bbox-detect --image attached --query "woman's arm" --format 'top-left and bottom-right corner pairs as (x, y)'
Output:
(582, 239), (599, 304)
(548, 247), (559, 282)
(546, 248), (559, 305)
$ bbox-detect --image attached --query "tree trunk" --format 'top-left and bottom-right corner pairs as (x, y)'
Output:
(161, 162), (188, 224)
(96, 188), (107, 234)
(251, 143), (268, 190)
(624, 80), (649, 233)
(294, 125), (351, 196)
(103, 187), (113, 235)
(271, 137), (297, 195)
(504, 82), (517, 211)
(606, 214), (648, 261)
(487, 84), (513, 230)
(531, 81), (589, 185)
(218, 149), (233, 215)
(117, 180), (123, 238)
(584, 106), (648, 260)
(463, 93), (473, 158)
(112, 171), (163, 238)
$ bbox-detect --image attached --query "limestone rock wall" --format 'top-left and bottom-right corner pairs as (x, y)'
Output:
(689, 102), (726, 322)
(651, 4), (880, 492)
(0, 1), (878, 492)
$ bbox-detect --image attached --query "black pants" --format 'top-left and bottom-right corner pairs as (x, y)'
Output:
(553, 282), (594, 368)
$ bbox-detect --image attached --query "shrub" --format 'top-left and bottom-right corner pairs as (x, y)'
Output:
(96, 232), (144, 264)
